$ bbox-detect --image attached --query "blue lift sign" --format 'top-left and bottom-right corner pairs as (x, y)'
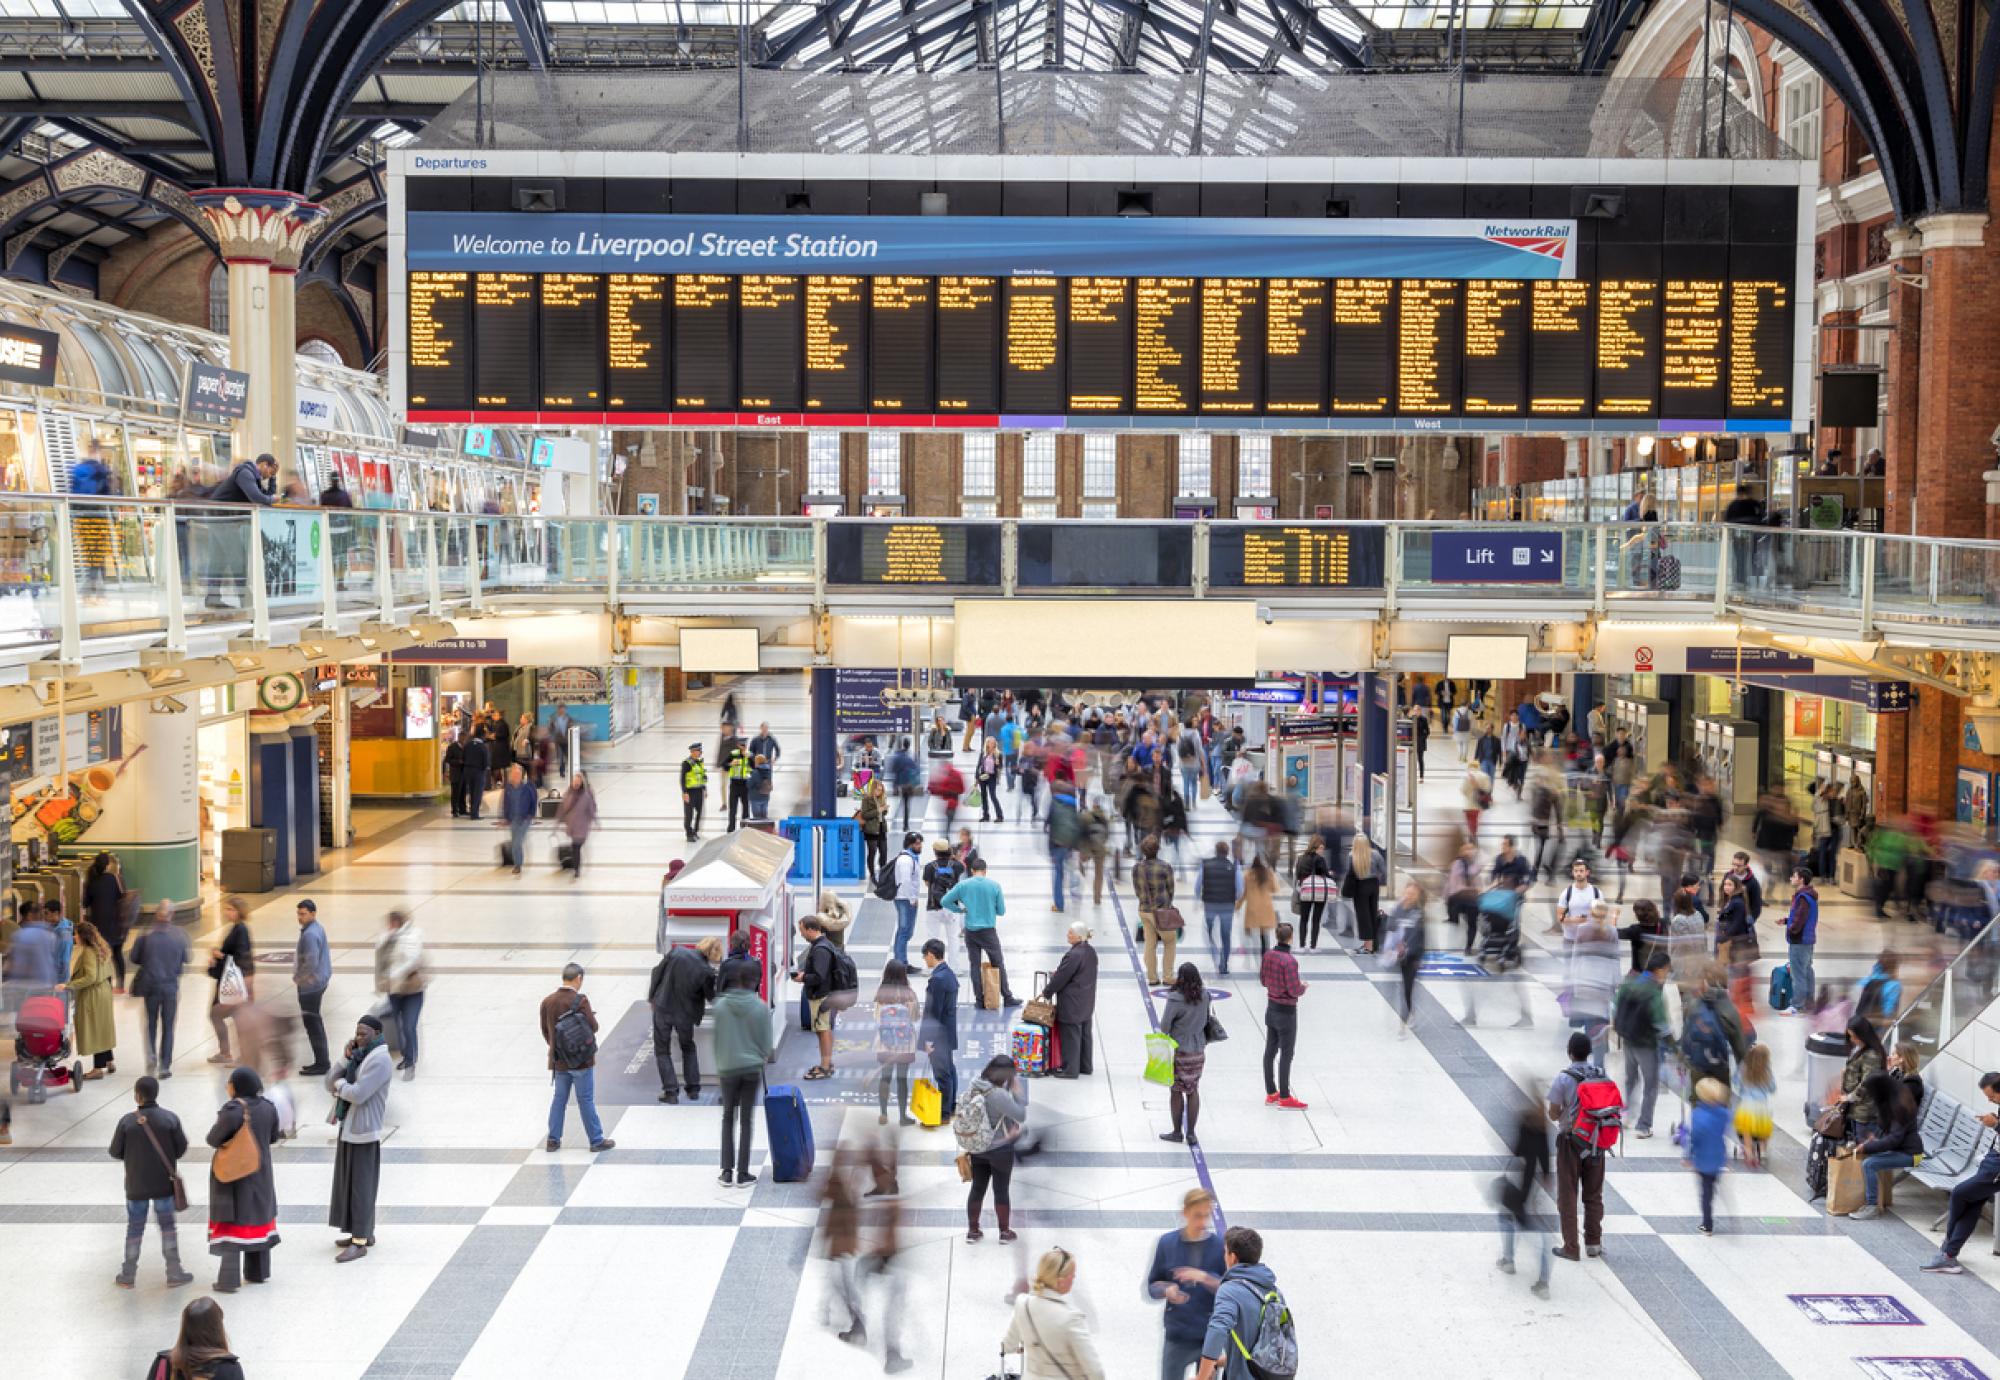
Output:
(1431, 531), (1563, 584)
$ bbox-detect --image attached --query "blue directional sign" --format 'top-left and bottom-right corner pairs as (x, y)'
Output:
(1431, 531), (1563, 584)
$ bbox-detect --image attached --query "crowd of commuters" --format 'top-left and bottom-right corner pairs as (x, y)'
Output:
(7, 673), (2000, 1380)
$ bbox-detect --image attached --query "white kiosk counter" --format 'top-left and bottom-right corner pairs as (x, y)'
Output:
(657, 829), (796, 1044)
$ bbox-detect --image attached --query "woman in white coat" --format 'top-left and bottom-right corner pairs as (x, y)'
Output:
(1004, 1248), (1106, 1380)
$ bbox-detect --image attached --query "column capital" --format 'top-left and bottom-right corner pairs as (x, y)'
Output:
(1911, 210), (1988, 250)
(192, 189), (324, 266)
(1985, 469), (2000, 505)
(1884, 224), (1925, 259)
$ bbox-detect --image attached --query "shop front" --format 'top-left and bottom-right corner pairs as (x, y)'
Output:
(347, 662), (443, 800)
(197, 683), (252, 888)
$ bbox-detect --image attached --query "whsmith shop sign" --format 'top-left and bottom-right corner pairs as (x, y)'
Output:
(406, 214), (1580, 281)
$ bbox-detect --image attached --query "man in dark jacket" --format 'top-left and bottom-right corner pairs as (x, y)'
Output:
(444, 731), (468, 817)
(1149, 1187), (1226, 1380)
(127, 901), (189, 1078)
(649, 937), (720, 1104)
(919, 938), (959, 1117)
(790, 916), (844, 1077)
(109, 1075), (194, 1288)
(540, 963), (614, 1152)
(462, 731), (490, 820)
(201, 452), (276, 606)
(1044, 921), (1098, 1078)
(214, 453), (277, 506)
(500, 764), (537, 875)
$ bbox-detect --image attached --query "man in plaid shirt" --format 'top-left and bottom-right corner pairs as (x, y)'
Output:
(1134, 836), (1179, 985)
(1260, 922), (1308, 1109)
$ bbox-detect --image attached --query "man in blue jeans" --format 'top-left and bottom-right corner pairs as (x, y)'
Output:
(539, 963), (615, 1153)
(1921, 1072), (2000, 1273)
(1197, 843), (1243, 977)
(108, 1076), (194, 1287)
(890, 831), (924, 967)
(1783, 867), (1819, 1014)
(501, 764), (537, 876)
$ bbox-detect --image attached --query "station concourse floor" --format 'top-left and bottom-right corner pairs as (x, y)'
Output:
(4, 675), (1998, 1380)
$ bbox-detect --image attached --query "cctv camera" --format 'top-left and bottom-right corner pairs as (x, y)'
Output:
(1258, 605), (1274, 625)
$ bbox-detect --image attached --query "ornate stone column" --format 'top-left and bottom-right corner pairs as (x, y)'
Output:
(193, 191), (322, 480)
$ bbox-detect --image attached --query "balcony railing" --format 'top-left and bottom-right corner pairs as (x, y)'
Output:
(7, 495), (1998, 659)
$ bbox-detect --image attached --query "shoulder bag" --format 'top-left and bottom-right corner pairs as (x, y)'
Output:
(212, 1100), (261, 1184)
(1020, 1297), (1082, 1380)
(1813, 1102), (1848, 1142)
(137, 1111), (189, 1212)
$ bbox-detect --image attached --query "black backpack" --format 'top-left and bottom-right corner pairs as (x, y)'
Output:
(551, 991), (597, 1067)
(1612, 980), (1652, 1042)
(828, 945), (858, 993)
(873, 857), (901, 901)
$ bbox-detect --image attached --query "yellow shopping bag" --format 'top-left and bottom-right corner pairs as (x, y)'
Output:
(912, 1076), (944, 1127)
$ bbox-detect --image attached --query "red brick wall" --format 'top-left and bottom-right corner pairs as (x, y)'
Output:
(1913, 228), (2000, 539)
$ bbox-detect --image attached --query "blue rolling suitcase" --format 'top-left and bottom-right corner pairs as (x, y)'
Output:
(764, 1082), (815, 1182)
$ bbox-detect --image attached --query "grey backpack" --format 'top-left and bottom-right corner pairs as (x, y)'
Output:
(1230, 1284), (1299, 1380)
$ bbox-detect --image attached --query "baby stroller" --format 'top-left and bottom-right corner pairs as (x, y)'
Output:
(1476, 887), (1524, 972)
(8, 994), (84, 1103)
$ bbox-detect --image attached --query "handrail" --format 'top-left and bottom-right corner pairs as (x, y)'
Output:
(1888, 911), (2000, 1060)
(6, 496), (2000, 660)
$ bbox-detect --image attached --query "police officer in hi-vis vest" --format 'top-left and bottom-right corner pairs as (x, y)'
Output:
(680, 743), (707, 841)
(724, 739), (754, 831)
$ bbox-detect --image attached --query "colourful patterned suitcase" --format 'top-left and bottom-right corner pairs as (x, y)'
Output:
(1010, 1022), (1052, 1076)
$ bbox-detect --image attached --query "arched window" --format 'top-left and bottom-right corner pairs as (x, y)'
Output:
(297, 337), (343, 366)
(207, 260), (229, 335)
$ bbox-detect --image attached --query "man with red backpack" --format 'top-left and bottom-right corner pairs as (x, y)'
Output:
(1547, 1030), (1623, 1262)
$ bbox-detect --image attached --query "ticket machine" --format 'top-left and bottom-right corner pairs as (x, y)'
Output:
(1616, 697), (1670, 773)
(1717, 719), (1762, 813)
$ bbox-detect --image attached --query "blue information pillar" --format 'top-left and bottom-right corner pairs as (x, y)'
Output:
(249, 728), (297, 888)
(810, 666), (838, 819)
(1572, 675), (1602, 747)
(1360, 671), (1390, 836)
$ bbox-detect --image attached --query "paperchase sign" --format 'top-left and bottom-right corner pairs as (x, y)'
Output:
(185, 361), (250, 419)
(538, 666), (608, 705)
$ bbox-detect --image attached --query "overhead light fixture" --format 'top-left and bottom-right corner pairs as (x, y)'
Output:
(1636, 436), (1656, 457)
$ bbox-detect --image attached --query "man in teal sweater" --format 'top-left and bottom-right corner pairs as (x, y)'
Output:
(942, 859), (1017, 1010)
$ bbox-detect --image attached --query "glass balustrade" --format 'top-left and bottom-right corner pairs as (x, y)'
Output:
(1892, 916), (2000, 1060)
(7, 495), (2000, 644)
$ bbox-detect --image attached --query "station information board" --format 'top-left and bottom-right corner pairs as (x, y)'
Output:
(1208, 525), (1388, 588)
(407, 266), (1795, 422)
(824, 522), (1004, 585)
(1017, 523), (1195, 588)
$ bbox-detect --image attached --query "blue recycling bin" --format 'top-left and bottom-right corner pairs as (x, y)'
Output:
(779, 817), (817, 884)
(819, 819), (865, 883)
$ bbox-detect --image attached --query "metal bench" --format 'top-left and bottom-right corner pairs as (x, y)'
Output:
(1914, 1118), (1993, 1192)
(1917, 1089), (1962, 1163)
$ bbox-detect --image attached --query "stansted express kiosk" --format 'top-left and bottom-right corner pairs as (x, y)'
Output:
(657, 829), (795, 1046)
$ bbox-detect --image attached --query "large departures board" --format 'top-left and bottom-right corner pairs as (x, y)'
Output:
(401, 193), (1805, 429)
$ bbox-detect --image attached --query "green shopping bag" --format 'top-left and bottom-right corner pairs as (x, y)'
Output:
(967, 786), (982, 811)
(1143, 1031), (1178, 1087)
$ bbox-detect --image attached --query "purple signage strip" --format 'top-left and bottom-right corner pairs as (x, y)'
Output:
(389, 637), (510, 664)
